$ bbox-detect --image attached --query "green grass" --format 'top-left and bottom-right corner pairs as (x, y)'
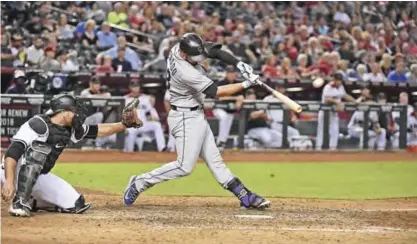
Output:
(52, 162), (417, 200)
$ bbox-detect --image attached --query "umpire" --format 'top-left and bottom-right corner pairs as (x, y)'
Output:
(1, 93), (142, 217)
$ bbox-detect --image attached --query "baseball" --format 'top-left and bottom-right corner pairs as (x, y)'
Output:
(312, 77), (324, 88)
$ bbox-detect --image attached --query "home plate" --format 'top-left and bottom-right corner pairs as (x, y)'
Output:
(235, 215), (274, 219)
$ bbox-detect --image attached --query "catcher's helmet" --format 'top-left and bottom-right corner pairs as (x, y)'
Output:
(179, 33), (208, 63)
(46, 93), (77, 115)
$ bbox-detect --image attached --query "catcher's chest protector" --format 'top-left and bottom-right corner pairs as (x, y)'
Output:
(36, 115), (72, 174)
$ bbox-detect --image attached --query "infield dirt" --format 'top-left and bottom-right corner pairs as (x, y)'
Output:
(1, 151), (417, 244)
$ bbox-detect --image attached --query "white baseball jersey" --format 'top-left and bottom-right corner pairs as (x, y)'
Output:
(392, 105), (414, 121)
(166, 44), (212, 107)
(321, 83), (346, 103)
(263, 95), (283, 122)
(408, 115), (417, 132)
(348, 110), (379, 128)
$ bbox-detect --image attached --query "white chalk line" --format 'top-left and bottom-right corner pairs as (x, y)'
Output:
(339, 208), (417, 212)
(151, 224), (417, 233)
(80, 214), (417, 234)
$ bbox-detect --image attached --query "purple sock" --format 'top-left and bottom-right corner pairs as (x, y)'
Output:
(226, 178), (252, 207)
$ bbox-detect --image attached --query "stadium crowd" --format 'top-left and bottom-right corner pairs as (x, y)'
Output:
(1, 1), (417, 83)
(1, 2), (417, 151)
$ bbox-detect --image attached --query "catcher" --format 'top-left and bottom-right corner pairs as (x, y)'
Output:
(1, 93), (142, 217)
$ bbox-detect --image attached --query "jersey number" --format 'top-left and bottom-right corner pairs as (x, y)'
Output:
(166, 62), (177, 89)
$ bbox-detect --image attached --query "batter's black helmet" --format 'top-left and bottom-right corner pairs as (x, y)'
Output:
(179, 33), (208, 62)
(46, 93), (77, 115)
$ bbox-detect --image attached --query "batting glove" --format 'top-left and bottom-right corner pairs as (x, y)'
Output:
(236, 61), (254, 80)
(242, 74), (260, 88)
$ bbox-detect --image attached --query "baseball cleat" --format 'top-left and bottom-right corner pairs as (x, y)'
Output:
(123, 175), (143, 206)
(9, 198), (32, 217)
(240, 194), (271, 210)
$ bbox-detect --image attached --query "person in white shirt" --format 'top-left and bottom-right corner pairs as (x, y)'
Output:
(363, 62), (386, 83)
(57, 50), (79, 71)
(348, 100), (386, 150)
(124, 80), (166, 152)
(391, 93), (415, 148)
(80, 77), (115, 148)
(263, 87), (300, 140)
(333, 4), (351, 26)
(26, 37), (45, 66)
(316, 72), (356, 150)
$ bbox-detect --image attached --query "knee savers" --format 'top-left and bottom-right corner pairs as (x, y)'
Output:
(17, 141), (51, 201)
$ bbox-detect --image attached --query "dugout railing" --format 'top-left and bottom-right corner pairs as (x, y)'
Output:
(204, 99), (409, 150)
(1, 94), (408, 151)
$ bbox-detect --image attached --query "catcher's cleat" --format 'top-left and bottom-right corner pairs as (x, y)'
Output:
(240, 193), (271, 210)
(31, 195), (91, 214)
(31, 200), (92, 214)
(9, 197), (32, 217)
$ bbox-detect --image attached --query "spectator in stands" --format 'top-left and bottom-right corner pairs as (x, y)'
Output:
(112, 46), (132, 72)
(97, 22), (117, 49)
(39, 47), (60, 71)
(380, 53), (393, 76)
(245, 89), (283, 149)
(1, 33), (14, 67)
(338, 41), (355, 63)
(355, 64), (368, 81)
(262, 54), (279, 78)
(212, 66), (244, 150)
(26, 36), (45, 66)
(82, 19), (98, 47)
(279, 57), (299, 81)
(42, 14), (57, 36)
(107, 2), (128, 28)
(297, 53), (318, 79)
(363, 62), (386, 83)
(99, 35), (141, 70)
(57, 49), (79, 71)
(124, 79), (166, 152)
(387, 61), (408, 82)
(307, 37), (322, 64)
(407, 64), (417, 83)
(96, 55), (114, 72)
(56, 14), (75, 40)
(10, 34), (26, 67)
(6, 70), (29, 94)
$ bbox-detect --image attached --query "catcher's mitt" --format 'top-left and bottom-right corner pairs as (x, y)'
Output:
(122, 98), (143, 128)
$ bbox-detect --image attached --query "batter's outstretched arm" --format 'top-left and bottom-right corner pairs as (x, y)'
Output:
(204, 82), (251, 99)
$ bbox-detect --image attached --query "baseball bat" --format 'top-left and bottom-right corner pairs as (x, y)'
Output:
(256, 79), (303, 113)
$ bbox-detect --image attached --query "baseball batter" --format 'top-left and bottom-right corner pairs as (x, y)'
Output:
(316, 72), (356, 150)
(123, 33), (270, 209)
(1, 94), (141, 217)
(347, 105), (387, 150)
